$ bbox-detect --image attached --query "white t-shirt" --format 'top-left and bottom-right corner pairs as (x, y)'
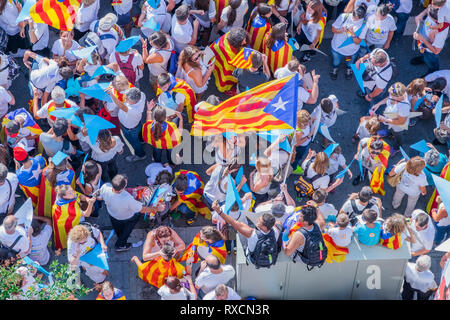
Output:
(51, 39), (81, 62)
(76, 0), (100, 32)
(141, 1), (171, 37)
(421, 16), (449, 53)
(29, 57), (62, 93)
(302, 159), (330, 190)
(341, 198), (381, 218)
(118, 92), (146, 129)
(298, 86), (310, 110)
(31, 23), (50, 52)
(327, 226), (353, 247)
(89, 20), (121, 57)
(0, 173), (18, 214)
(147, 39), (174, 77)
(274, 66), (296, 79)
(220, 1), (249, 33)
(363, 50), (392, 91)
(332, 13), (368, 56)
(425, 70), (450, 98)
(404, 262), (437, 293)
(0, 225), (29, 258)
(247, 227), (280, 253)
(297, 125), (311, 147)
(0, 86), (12, 117)
(113, 0), (133, 15)
(99, 183), (143, 220)
(410, 211), (435, 253)
(365, 14), (397, 46)
(195, 265), (236, 294)
(301, 21), (322, 43)
(158, 285), (196, 300)
(327, 153), (346, 175)
(354, 0), (378, 16)
(203, 286), (241, 300)
(182, 0), (216, 28)
(397, 0), (412, 14)
(383, 97), (410, 132)
(29, 224), (52, 266)
(275, 0), (297, 11)
(318, 203), (338, 221)
(145, 163), (173, 185)
(203, 165), (228, 204)
(85, 135), (124, 162)
(0, 1), (19, 35)
(171, 16), (193, 53)
(254, 203), (295, 224)
(213, 201), (252, 229)
(394, 162), (428, 196)
(157, 91), (186, 111)
(437, 0), (450, 24)
(36, 99), (78, 120)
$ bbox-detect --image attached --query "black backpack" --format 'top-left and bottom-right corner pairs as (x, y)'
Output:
(0, 235), (23, 263)
(293, 223), (327, 271)
(247, 226), (281, 269)
(348, 199), (376, 226)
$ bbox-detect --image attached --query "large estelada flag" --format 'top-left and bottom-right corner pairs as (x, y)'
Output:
(30, 0), (80, 31)
(138, 257), (185, 288)
(192, 74), (299, 136)
(179, 232), (227, 265)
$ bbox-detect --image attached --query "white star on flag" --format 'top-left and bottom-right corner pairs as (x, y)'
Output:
(58, 170), (71, 184)
(272, 97), (288, 112)
(30, 163), (42, 181)
(188, 179), (197, 189)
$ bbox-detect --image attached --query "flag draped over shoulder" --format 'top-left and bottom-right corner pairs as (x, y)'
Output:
(229, 47), (257, 70)
(52, 194), (82, 250)
(17, 155), (47, 209)
(30, 0), (80, 32)
(370, 166), (386, 196)
(209, 32), (240, 92)
(192, 74), (298, 136)
(323, 234), (349, 263)
(3, 108), (43, 136)
(96, 288), (126, 300)
(174, 170), (211, 220)
(179, 232), (227, 265)
(247, 13), (272, 53)
(142, 120), (181, 150)
(138, 257), (185, 288)
(288, 221), (303, 238)
(379, 229), (402, 250)
(156, 78), (197, 123)
(263, 36), (293, 75)
(427, 163), (450, 213)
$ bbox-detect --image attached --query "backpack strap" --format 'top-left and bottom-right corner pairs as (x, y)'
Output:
(9, 235), (23, 251)
(375, 63), (392, 84)
(4, 178), (12, 214)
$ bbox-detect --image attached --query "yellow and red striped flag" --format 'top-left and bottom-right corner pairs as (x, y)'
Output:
(323, 234), (349, 263)
(174, 170), (211, 220)
(370, 166), (386, 196)
(229, 47), (258, 70)
(30, 0), (80, 32)
(427, 163), (450, 213)
(142, 120), (181, 150)
(138, 257), (185, 288)
(247, 12), (272, 53)
(379, 230), (402, 250)
(52, 194), (82, 250)
(210, 32), (240, 92)
(192, 74), (299, 136)
(179, 232), (227, 265)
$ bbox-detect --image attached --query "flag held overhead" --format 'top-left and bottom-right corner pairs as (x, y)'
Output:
(224, 175), (243, 214)
(83, 114), (116, 145)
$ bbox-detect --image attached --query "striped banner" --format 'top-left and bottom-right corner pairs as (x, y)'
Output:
(209, 32), (240, 92)
(142, 120), (181, 150)
(52, 195), (82, 250)
(47, 100), (72, 122)
(229, 47), (257, 70)
(96, 288), (126, 300)
(30, 0), (80, 31)
(138, 257), (185, 288)
(370, 166), (386, 196)
(156, 78), (197, 123)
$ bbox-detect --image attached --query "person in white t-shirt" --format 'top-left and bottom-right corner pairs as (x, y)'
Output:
(0, 85), (14, 118)
(390, 157), (428, 218)
(0, 163), (18, 218)
(411, 6), (449, 74)
(393, 0), (412, 38)
(364, 4), (396, 50)
(302, 150), (343, 192)
(52, 30), (81, 66)
(311, 188), (338, 223)
(74, 0), (100, 41)
(431, 199), (450, 245)
(0, 215), (31, 258)
(344, 0), (379, 17)
(330, 4), (368, 80)
(203, 284), (241, 300)
(194, 254), (236, 298)
(339, 186), (382, 226)
(295, 0), (324, 61)
(89, 13), (123, 59)
(0, 0), (28, 56)
(34, 86), (78, 127)
(109, 46), (144, 86)
(113, 0), (133, 37)
(402, 255), (438, 300)
(158, 275), (197, 300)
(372, 82), (411, 153)
(217, 0), (249, 34)
(171, 5), (200, 53)
(425, 70), (450, 98)
(138, 0), (172, 37)
(29, 216), (52, 266)
(410, 210), (436, 257)
(326, 213), (353, 247)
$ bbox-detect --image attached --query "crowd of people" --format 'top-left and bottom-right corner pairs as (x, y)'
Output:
(0, 0), (449, 300)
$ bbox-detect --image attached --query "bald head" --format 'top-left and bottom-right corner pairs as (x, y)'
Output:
(205, 255), (221, 270)
(3, 216), (17, 233)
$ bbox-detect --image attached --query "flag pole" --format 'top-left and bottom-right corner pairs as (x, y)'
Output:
(282, 132), (296, 185)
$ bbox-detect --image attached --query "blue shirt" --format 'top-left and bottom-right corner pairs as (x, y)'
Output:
(424, 154), (448, 186)
(354, 221), (382, 246)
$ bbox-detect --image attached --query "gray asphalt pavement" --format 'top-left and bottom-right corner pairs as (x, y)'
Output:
(7, 1), (450, 299)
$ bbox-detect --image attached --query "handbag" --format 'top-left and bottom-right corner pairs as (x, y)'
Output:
(386, 164), (405, 188)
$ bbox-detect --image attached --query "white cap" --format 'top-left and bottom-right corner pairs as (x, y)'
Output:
(99, 13), (117, 31)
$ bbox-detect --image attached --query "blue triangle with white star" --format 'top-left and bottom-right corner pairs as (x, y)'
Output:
(262, 74), (299, 129)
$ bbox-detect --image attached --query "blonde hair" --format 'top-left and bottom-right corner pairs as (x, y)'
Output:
(55, 184), (71, 198)
(388, 82), (406, 98)
(365, 117), (380, 136)
(255, 157), (273, 176)
(385, 214), (407, 235)
(312, 152), (329, 175)
(68, 225), (90, 243)
(297, 110), (311, 128)
(405, 156), (426, 176)
(112, 75), (129, 92)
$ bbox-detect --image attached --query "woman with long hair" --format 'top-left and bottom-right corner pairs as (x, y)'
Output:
(263, 23), (293, 75)
(176, 45), (214, 97)
(217, 0), (249, 35)
(364, 4), (396, 51)
(142, 101), (183, 166)
(250, 157), (273, 204)
(51, 30), (80, 67)
(0, 0), (29, 55)
(246, 3), (273, 53)
(76, 159), (102, 217)
(142, 226), (186, 261)
(270, 0), (300, 28)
